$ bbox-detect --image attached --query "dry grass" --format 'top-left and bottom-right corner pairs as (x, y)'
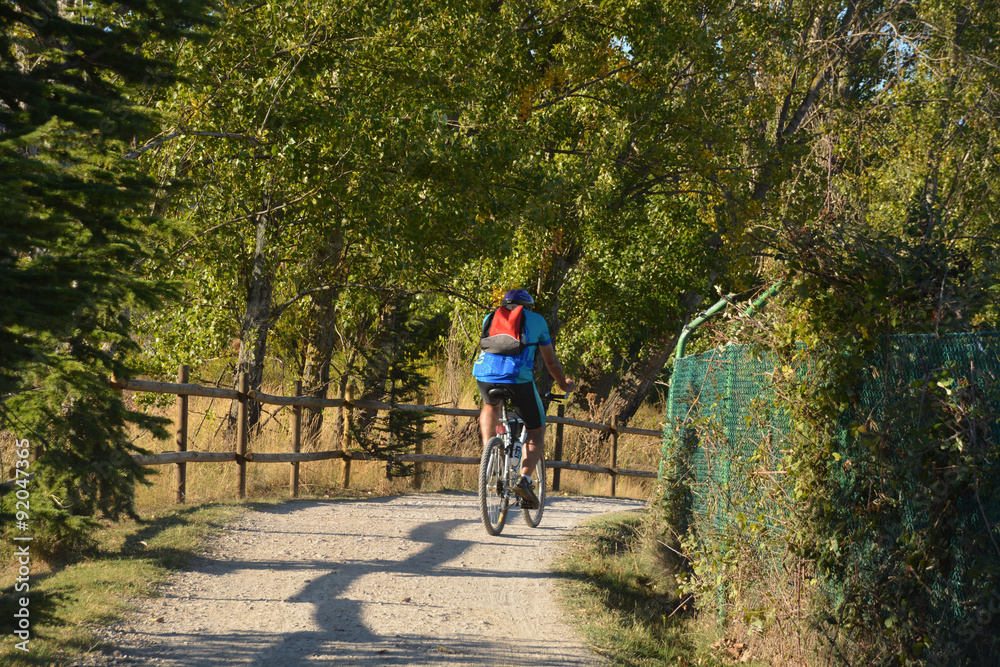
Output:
(554, 512), (769, 667)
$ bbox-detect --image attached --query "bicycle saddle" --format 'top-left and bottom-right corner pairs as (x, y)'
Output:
(487, 387), (515, 402)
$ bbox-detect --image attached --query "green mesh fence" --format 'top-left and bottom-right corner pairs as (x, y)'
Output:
(661, 333), (1000, 660)
(660, 343), (796, 626)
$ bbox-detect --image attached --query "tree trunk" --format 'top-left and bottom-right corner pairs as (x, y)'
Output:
(300, 230), (345, 448)
(533, 239), (580, 397)
(441, 305), (466, 441)
(568, 335), (677, 464)
(300, 300), (336, 448)
(576, 285), (708, 460)
(591, 283), (714, 436)
(596, 335), (678, 431)
(229, 197), (277, 436)
(573, 353), (624, 415)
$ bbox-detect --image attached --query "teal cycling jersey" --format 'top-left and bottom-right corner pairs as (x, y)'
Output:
(472, 309), (552, 383)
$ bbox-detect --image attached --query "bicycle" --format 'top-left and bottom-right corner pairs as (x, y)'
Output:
(477, 388), (566, 536)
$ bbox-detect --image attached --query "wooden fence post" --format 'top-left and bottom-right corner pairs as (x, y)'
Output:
(552, 403), (564, 492)
(609, 414), (618, 498)
(342, 383), (354, 489)
(410, 393), (424, 490)
(174, 365), (188, 504)
(237, 372), (249, 499)
(290, 380), (302, 498)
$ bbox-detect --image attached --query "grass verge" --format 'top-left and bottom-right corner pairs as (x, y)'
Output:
(0, 501), (247, 666)
(554, 511), (764, 667)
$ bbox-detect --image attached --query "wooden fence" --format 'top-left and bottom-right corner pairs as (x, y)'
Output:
(113, 366), (663, 502)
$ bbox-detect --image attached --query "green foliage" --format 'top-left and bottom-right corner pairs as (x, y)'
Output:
(132, 0), (530, 395)
(133, 0), (757, 416)
(454, 0), (756, 375)
(0, 0), (216, 554)
(2, 362), (168, 558)
(767, 310), (1000, 664)
(663, 333), (1000, 665)
(7, 6), (998, 658)
(656, 0), (1000, 660)
(741, 5), (1000, 658)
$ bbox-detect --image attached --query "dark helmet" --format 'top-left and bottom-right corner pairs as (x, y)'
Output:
(502, 289), (534, 307)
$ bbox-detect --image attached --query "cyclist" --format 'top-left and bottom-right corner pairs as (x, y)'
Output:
(473, 288), (575, 509)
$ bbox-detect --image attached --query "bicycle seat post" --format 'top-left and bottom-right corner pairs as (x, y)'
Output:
(487, 387), (515, 439)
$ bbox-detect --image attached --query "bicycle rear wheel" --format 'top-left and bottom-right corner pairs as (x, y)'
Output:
(478, 437), (508, 535)
(522, 458), (546, 527)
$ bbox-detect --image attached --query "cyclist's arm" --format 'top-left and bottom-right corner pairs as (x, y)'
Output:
(538, 344), (575, 393)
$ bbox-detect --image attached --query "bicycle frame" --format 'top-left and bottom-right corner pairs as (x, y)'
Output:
(479, 399), (525, 505)
(496, 401), (526, 476)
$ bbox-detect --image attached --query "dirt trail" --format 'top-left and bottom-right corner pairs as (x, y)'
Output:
(93, 492), (647, 666)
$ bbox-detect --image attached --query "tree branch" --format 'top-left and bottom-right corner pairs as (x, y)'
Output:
(530, 63), (634, 114)
(125, 129), (262, 160)
(170, 187), (320, 256)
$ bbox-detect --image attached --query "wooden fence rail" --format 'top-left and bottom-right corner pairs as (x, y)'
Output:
(112, 368), (663, 502)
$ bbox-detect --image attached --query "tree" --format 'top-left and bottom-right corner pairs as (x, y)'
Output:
(667, 1), (1000, 661)
(133, 0), (523, 441)
(0, 0), (215, 552)
(444, 0), (755, 429)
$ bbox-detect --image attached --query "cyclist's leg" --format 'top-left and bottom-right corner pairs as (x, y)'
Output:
(508, 382), (546, 477)
(521, 425), (545, 478)
(476, 381), (504, 445)
(479, 402), (502, 445)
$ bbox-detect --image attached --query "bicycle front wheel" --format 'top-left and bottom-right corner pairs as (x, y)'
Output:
(478, 437), (508, 535)
(522, 457), (546, 527)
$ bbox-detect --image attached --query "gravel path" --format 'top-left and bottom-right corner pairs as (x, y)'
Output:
(95, 492), (647, 666)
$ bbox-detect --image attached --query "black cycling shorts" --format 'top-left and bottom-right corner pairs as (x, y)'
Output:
(477, 380), (546, 430)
